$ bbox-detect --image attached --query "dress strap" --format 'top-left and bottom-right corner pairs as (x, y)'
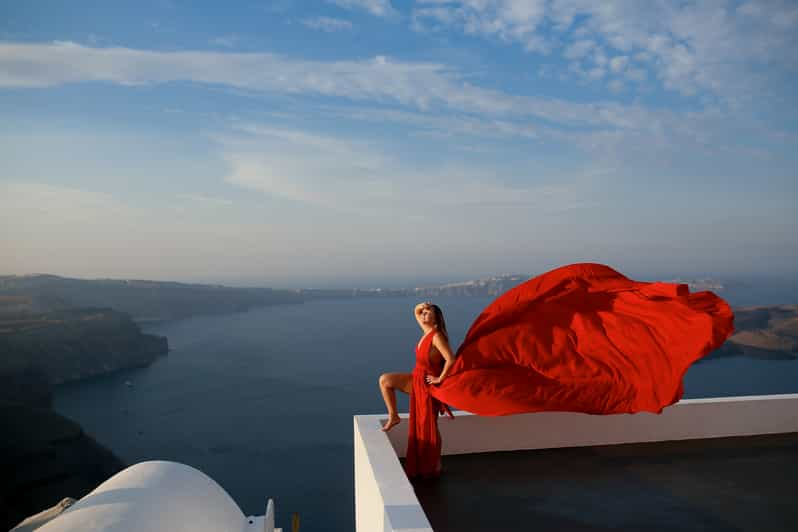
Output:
(424, 329), (437, 349)
(417, 328), (436, 350)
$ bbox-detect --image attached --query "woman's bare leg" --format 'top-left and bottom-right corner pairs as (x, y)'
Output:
(378, 372), (412, 431)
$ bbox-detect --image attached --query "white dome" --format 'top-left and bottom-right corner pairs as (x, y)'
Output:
(38, 461), (247, 532)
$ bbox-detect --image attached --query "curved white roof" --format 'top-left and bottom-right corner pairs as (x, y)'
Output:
(38, 460), (247, 532)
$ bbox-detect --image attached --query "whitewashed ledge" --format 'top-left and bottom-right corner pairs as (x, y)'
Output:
(353, 393), (798, 532)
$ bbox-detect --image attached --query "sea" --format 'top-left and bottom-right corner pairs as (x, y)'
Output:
(54, 279), (798, 531)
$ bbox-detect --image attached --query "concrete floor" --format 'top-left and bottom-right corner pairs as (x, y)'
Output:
(408, 432), (798, 532)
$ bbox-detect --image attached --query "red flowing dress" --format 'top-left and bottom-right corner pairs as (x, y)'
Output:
(405, 328), (454, 478)
(405, 262), (735, 478)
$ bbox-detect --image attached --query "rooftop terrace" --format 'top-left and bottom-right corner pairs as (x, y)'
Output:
(354, 394), (798, 532)
(410, 431), (798, 531)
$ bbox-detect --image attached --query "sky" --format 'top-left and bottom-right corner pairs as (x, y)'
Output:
(1, 0), (796, 289)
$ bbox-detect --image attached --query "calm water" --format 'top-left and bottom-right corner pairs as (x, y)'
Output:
(54, 286), (798, 531)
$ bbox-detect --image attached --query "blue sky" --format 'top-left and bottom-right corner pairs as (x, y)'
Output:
(1, 0), (796, 288)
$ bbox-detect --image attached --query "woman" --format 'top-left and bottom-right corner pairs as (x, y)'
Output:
(378, 301), (456, 432)
(377, 263), (735, 478)
(379, 301), (457, 478)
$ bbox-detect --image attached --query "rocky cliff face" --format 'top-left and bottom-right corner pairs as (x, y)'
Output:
(0, 310), (154, 529)
(0, 369), (52, 408)
(0, 307), (168, 384)
(0, 274), (302, 321)
(0, 401), (125, 531)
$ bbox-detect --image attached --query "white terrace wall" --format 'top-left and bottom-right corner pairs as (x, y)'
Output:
(354, 416), (434, 532)
(354, 393), (798, 532)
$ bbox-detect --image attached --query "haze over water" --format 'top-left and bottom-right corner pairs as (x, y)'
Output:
(54, 283), (798, 532)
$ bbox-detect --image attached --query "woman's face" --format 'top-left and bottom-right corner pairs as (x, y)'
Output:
(420, 305), (437, 327)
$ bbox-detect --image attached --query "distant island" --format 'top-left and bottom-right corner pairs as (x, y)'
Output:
(704, 304), (798, 362)
(314, 274), (532, 298)
(299, 274), (728, 298)
(0, 274), (302, 322)
(0, 272), (732, 314)
(0, 273), (533, 320)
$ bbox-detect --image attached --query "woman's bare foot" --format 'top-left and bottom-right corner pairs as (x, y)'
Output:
(381, 415), (401, 432)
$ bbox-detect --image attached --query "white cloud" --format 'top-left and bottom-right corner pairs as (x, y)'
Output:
(0, 181), (380, 286)
(0, 182), (265, 280)
(210, 34), (240, 48)
(563, 39), (595, 59)
(607, 79), (624, 94)
(301, 16), (353, 32)
(586, 67), (605, 81)
(592, 48), (608, 67)
(1, 41), (785, 203)
(176, 193), (234, 206)
(414, 0), (798, 100)
(218, 124), (394, 210)
(215, 121), (593, 215)
(0, 182), (121, 224)
(625, 67), (647, 82)
(411, 6), (457, 31)
(0, 41), (481, 110)
(0, 175), (602, 286)
(325, 106), (541, 140)
(414, 0), (550, 52)
(736, 1), (798, 30)
(0, 41), (664, 130)
(608, 55), (628, 73)
(326, 0), (396, 17)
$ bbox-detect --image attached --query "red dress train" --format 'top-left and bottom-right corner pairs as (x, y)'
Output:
(404, 262), (735, 478)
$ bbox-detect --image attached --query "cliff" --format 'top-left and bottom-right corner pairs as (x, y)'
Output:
(0, 310), (152, 529)
(701, 304), (798, 362)
(0, 274), (302, 322)
(0, 369), (52, 408)
(0, 307), (168, 384)
(0, 401), (125, 531)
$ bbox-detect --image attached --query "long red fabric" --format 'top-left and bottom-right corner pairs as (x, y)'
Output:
(405, 262), (735, 478)
(405, 328), (454, 478)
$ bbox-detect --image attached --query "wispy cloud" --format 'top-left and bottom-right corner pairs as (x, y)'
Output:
(325, 0), (396, 18)
(413, 0), (549, 52)
(0, 177), (595, 286)
(1, 40), (772, 180)
(0, 182), (122, 223)
(413, 0), (798, 100)
(563, 39), (595, 60)
(301, 16), (353, 32)
(322, 106), (541, 140)
(216, 121), (595, 216)
(210, 34), (240, 48)
(218, 123), (394, 211)
(0, 41), (660, 130)
(0, 181), (291, 284)
(176, 193), (234, 206)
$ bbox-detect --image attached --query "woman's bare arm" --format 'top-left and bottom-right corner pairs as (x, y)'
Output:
(426, 334), (456, 385)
